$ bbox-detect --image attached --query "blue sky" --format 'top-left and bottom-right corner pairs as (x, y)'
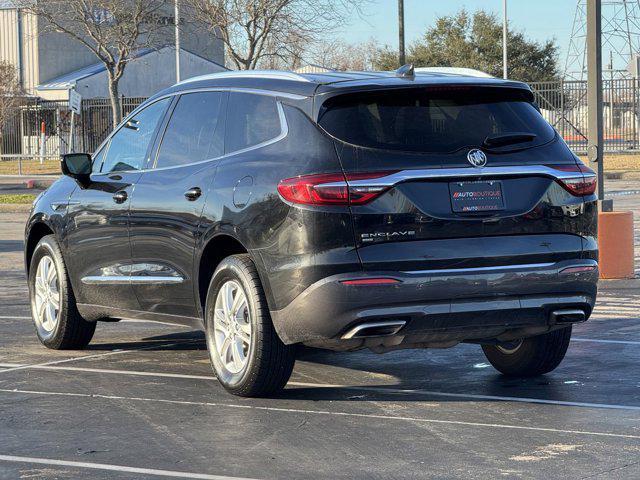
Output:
(342, 0), (576, 69)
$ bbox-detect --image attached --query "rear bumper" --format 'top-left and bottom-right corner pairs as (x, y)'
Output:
(270, 259), (598, 346)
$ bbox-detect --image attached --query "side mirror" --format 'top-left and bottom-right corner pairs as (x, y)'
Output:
(61, 153), (91, 183)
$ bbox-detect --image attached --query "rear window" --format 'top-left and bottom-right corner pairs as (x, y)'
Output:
(317, 87), (555, 153)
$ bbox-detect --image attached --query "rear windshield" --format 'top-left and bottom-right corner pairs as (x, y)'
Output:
(317, 87), (555, 153)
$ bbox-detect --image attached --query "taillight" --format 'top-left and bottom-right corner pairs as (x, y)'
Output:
(546, 164), (597, 196)
(277, 171), (397, 206)
(559, 265), (597, 275)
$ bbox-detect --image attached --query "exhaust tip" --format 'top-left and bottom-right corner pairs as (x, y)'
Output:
(341, 320), (406, 339)
(551, 309), (586, 324)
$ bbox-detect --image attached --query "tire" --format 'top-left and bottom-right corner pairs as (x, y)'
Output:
(28, 234), (96, 349)
(482, 326), (572, 377)
(204, 254), (295, 397)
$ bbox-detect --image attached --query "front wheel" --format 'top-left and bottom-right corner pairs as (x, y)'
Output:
(205, 254), (295, 397)
(29, 235), (96, 349)
(482, 326), (572, 377)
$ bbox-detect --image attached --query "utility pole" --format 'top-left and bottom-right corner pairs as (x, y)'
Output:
(398, 0), (406, 66)
(502, 0), (508, 79)
(587, 0), (605, 202)
(175, 0), (181, 83)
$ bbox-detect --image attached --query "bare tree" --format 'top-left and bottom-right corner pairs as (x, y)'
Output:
(27, 0), (170, 126)
(311, 38), (380, 71)
(187, 0), (368, 70)
(0, 62), (22, 150)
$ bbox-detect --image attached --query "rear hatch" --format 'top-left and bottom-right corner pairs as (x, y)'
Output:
(316, 85), (596, 272)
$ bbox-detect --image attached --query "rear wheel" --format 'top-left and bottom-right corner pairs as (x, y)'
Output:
(205, 254), (295, 397)
(482, 326), (572, 377)
(29, 235), (96, 349)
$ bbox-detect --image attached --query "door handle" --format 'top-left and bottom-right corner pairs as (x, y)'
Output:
(113, 190), (128, 203)
(184, 187), (202, 201)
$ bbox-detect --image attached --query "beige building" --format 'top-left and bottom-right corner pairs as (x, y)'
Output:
(0, 0), (226, 100)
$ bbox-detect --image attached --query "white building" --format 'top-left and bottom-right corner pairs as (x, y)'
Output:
(0, 0), (227, 101)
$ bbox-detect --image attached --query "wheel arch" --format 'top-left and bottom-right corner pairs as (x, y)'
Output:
(196, 233), (269, 317)
(25, 220), (55, 275)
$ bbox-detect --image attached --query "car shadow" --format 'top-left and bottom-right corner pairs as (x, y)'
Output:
(85, 330), (206, 352)
(84, 330), (578, 404)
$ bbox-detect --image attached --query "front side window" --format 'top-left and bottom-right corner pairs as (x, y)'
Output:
(318, 87), (556, 154)
(100, 98), (170, 173)
(91, 145), (107, 173)
(155, 92), (227, 169)
(225, 92), (281, 153)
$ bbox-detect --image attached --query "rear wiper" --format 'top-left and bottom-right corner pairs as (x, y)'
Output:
(483, 132), (537, 148)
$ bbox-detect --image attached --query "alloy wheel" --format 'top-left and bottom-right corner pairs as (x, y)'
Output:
(33, 255), (60, 334)
(212, 280), (252, 374)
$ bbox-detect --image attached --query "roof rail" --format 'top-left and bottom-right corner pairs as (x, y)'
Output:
(414, 67), (494, 78)
(177, 70), (311, 85)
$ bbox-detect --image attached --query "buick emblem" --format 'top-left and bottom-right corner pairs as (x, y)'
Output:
(467, 149), (487, 168)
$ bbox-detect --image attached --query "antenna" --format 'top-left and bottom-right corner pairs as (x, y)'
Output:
(395, 64), (415, 78)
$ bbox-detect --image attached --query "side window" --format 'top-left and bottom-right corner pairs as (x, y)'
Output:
(225, 92), (281, 153)
(100, 98), (170, 173)
(91, 144), (107, 173)
(155, 92), (227, 169)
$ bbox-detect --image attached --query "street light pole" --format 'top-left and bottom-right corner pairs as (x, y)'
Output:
(503, 0), (508, 79)
(398, 0), (406, 66)
(587, 0), (605, 202)
(175, 0), (181, 83)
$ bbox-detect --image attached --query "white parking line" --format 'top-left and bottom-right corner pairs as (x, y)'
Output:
(0, 363), (639, 412)
(0, 339), (202, 374)
(1, 387), (639, 440)
(0, 454), (258, 480)
(572, 337), (640, 346)
(0, 316), (31, 319)
(0, 363), (213, 380)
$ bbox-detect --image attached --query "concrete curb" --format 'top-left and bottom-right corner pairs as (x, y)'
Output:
(599, 277), (640, 290)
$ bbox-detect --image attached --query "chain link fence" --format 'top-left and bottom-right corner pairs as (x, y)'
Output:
(2, 79), (640, 174)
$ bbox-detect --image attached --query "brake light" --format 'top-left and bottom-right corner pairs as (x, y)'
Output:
(559, 265), (597, 275)
(546, 164), (597, 196)
(277, 171), (397, 206)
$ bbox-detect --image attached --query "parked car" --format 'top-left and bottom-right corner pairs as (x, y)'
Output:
(25, 67), (598, 397)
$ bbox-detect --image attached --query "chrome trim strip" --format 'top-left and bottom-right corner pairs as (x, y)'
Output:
(341, 320), (407, 340)
(81, 276), (184, 285)
(322, 165), (596, 189)
(403, 262), (556, 275)
(82, 276), (130, 284)
(130, 276), (184, 285)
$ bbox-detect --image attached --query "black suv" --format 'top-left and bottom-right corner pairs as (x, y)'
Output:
(25, 68), (598, 397)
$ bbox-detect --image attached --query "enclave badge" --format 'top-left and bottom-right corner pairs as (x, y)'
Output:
(467, 149), (487, 167)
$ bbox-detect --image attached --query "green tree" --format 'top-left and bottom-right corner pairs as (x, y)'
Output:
(373, 9), (559, 82)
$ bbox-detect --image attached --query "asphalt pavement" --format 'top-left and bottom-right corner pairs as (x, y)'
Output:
(1, 185), (639, 479)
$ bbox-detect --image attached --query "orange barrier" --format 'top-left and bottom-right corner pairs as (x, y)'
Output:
(598, 211), (635, 279)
